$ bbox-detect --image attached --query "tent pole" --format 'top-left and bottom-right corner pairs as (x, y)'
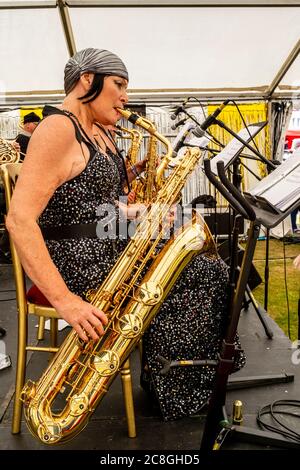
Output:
(57, 0), (77, 57)
(266, 38), (300, 99)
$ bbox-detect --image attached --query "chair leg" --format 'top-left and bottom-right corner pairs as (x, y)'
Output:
(120, 357), (136, 438)
(12, 305), (27, 434)
(50, 318), (58, 348)
(37, 316), (45, 341)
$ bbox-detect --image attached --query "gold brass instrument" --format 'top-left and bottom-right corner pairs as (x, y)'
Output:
(22, 109), (216, 445)
(140, 134), (158, 202)
(117, 109), (173, 191)
(0, 137), (20, 164)
(115, 125), (145, 198)
(116, 125), (143, 166)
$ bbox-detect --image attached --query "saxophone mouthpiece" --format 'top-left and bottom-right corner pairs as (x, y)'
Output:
(117, 108), (156, 134)
(116, 107), (130, 118)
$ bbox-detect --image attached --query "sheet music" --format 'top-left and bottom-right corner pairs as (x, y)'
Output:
(210, 122), (267, 175)
(250, 148), (300, 197)
(247, 150), (300, 212)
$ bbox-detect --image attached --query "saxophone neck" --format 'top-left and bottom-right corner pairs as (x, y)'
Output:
(116, 108), (173, 184)
(116, 107), (155, 133)
(116, 125), (141, 141)
(116, 125), (143, 165)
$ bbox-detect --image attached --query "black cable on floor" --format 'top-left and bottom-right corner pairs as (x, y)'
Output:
(257, 399), (300, 443)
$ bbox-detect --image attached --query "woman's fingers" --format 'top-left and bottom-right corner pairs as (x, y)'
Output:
(94, 308), (108, 326)
(81, 319), (100, 342)
(57, 294), (108, 342)
(127, 191), (136, 203)
(74, 324), (89, 343)
(80, 305), (108, 341)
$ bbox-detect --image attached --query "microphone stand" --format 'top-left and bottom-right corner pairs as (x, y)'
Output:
(213, 118), (276, 171)
(208, 116), (275, 337)
(200, 160), (298, 451)
(264, 227), (270, 312)
(181, 108), (225, 149)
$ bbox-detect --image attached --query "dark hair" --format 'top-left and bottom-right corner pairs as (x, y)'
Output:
(78, 73), (105, 104)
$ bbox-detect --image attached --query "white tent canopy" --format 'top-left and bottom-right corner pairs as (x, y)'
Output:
(0, 0), (300, 106)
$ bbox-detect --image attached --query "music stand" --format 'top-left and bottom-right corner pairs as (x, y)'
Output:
(207, 120), (276, 337)
(200, 156), (300, 451)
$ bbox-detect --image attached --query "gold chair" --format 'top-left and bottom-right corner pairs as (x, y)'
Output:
(1, 163), (59, 434)
(0, 163), (136, 438)
(0, 138), (20, 243)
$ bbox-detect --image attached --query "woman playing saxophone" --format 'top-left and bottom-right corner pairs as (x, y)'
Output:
(7, 48), (245, 429)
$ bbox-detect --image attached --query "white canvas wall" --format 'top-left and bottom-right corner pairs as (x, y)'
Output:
(0, 2), (299, 99)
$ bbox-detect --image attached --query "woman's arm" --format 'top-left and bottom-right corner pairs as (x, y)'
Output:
(6, 115), (107, 341)
(126, 158), (147, 184)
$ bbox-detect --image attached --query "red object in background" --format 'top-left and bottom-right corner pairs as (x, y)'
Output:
(285, 130), (300, 150)
(27, 285), (52, 307)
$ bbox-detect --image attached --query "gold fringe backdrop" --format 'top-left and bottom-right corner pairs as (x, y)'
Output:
(207, 102), (270, 208)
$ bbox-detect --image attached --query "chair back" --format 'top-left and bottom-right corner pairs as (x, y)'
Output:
(1, 165), (136, 439)
(0, 163), (27, 311)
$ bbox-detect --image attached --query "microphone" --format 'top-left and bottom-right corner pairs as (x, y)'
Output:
(170, 99), (189, 120)
(192, 100), (230, 137)
(171, 118), (187, 130)
(172, 122), (195, 157)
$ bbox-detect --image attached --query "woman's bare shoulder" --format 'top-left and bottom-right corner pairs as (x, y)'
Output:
(21, 113), (79, 186)
(33, 113), (76, 147)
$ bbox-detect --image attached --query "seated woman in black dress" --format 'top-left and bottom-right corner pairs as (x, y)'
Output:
(7, 47), (245, 421)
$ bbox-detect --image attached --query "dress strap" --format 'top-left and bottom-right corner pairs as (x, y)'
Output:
(42, 105), (95, 151)
(94, 122), (131, 193)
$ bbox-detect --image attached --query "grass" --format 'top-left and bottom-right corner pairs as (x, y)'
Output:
(241, 238), (300, 341)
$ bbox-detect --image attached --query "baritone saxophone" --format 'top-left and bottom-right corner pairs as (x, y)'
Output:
(22, 108), (216, 445)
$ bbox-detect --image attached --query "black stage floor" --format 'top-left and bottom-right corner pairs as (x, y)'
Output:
(0, 263), (300, 455)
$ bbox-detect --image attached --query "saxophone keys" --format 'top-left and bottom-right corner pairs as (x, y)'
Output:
(37, 421), (62, 444)
(21, 380), (36, 404)
(66, 362), (79, 381)
(112, 289), (124, 305)
(117, 313), (143, 338)
(85, 288), (96, 302)
(69, 392), (90, 416)
(138, 281), (163, 305)
(93, 350), (120, 376)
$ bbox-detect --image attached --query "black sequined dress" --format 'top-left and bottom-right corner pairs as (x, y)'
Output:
(40, 107), (245, 421)
(39, 107), (128, 297)
(142, 252), (245, 420)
